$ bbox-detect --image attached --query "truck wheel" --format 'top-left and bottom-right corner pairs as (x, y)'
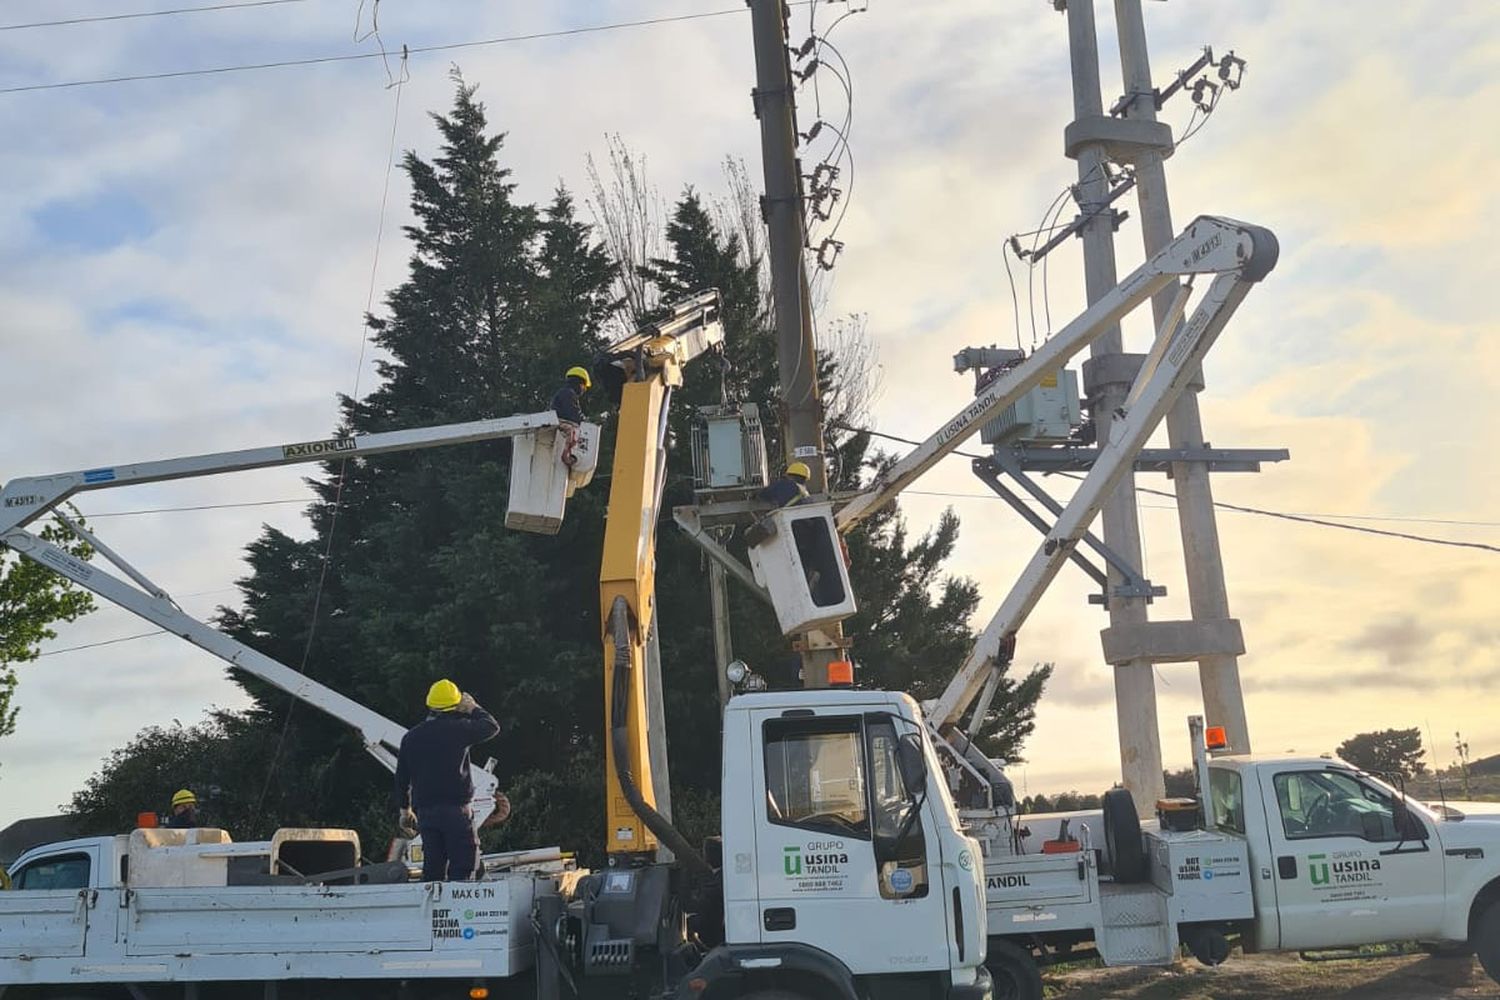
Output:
(1477, 901), (1500, 985)
(1103, 787), (1147, 884)
(986, 938), (1043, 1000)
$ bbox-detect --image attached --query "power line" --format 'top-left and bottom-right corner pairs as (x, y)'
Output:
(37, 630), (168, 656)
(82, 498), (306, 518)
(0, 0), (306, 33)
(847, 424), (1500, 554)
(0, 4), (796, 95)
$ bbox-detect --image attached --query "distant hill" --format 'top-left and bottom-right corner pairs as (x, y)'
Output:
(1470, 753), (1500, 776)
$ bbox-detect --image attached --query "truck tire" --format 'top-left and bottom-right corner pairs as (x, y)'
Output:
(986, 939), (1043, 1000)
(1103, 787), (1147, 884)
(1477, 901), (1500, 985)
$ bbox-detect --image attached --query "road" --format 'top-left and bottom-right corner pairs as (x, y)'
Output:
(1044, 952), (1499, 999)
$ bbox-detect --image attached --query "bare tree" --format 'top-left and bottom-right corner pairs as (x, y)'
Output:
(586, 137), (879, 440)
(585, 134), (664, 334)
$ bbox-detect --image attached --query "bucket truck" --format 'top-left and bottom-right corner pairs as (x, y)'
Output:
(0, 295), (994, 1000)
(729, 215), (1500, 995)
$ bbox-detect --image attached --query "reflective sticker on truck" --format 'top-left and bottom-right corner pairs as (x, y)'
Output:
(782, 841), (850, 893)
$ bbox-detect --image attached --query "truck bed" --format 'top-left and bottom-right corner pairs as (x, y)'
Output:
(0, 874), (546, 986)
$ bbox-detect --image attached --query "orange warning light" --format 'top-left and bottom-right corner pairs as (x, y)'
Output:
(135, 811), (159, 829)
(1204, 726), (1228, 751)
(827, 660), (854, 687)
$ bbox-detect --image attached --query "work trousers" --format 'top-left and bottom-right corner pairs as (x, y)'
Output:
(418, 803), (479, 882)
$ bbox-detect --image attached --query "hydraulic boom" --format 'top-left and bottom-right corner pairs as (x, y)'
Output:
(1, 411), (592, 828)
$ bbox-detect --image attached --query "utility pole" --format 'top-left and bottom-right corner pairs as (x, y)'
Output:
(748, 0), (844, 689)
(1063, 0), (1165, 809)
(1112, 0), (1251, 754)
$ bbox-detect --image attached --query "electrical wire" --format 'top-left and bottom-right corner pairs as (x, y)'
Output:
(0, 0), (306, 33)
(36, 630), (168, 656)
(255, 62), (406, 812)
(845, 424), (1500, 555)
(0, 4), (800, 95)
(83, 498), (306, 518)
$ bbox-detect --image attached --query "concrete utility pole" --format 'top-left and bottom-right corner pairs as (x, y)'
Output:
(1063, 0), (1165, 809)
(1113, 0), (1252, 754)
(748, 0), (844, 689)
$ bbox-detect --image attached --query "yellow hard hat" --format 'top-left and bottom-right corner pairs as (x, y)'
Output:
(426, 679), (462, 711)
(785, 461), (811, 480)
(171, 789), (197, 808)
(565, 366), (592, 390)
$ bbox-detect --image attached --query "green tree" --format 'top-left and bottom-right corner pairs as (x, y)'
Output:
(70, 81), (1049, 859)
(0, 512), (94, 747)
(1336, 727), (1427, 779)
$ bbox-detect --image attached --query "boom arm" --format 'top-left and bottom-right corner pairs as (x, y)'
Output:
(1, 410), (583, 827)
(597, 291), (724, 865)
(926, 217), (1278, 729)
(834, 216), (1277, 532)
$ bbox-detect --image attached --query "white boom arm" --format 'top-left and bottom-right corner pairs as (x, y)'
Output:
(833, 216), (1277, 532)
(0, 411), (582, 827)
(926, 216), (1278, 728)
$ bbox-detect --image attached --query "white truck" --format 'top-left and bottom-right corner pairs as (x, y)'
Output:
(0, 687), (990, 1000)
(0, 296), (993, 1000)
(964, 719), (1500, 998)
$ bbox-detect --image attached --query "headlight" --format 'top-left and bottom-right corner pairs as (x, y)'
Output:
(725, 659), (749, 684)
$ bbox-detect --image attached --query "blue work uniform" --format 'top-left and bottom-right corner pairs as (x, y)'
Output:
(759, 475), (808, 509)
(392, 706), (500, 881)
(551, 382), (585, 424)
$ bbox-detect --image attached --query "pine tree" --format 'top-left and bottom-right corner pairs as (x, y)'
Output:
(69, 86), (1049, 856)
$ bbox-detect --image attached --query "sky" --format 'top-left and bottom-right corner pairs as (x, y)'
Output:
(1, 0), (1497, 826)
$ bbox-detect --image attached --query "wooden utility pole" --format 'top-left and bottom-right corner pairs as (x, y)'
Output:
(747, 0), (844, 688)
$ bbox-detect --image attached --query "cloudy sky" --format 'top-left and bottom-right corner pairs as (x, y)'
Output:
(2, 0), (1497, 826)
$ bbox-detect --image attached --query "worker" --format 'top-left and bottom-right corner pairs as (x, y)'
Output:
(163, 789), (200, 829)
(760, 460), (811, 509)
(551, 366), (591, 467)
(392, 679), (502, 882)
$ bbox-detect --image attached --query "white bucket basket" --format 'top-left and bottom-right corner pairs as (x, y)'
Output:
(746, 500), (858, 635)
(505, 421), (601, 535)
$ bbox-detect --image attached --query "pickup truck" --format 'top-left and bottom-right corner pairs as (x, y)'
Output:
(965, 727), (1500, 1000)
(0, 825), (561, 997)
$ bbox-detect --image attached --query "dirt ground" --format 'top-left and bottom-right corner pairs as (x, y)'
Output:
(1042, 951), (1500, 999)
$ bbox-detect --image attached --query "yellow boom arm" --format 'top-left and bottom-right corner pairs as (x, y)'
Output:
(598, 292), (724, 862)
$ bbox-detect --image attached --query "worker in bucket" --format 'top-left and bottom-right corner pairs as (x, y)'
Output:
(393, 680), (504, 882)
(163, 789), (200, 829)
(551, 365), (592, 467)
(760, 460), (811, 509)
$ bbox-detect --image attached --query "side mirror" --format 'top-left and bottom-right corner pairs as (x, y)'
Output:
(896, 734), (929, 796)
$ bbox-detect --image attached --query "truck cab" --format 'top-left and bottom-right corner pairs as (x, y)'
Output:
(7, 835), (127, 892)
(1207, 754), (1500, 955)
(712, 688), (990, 1000)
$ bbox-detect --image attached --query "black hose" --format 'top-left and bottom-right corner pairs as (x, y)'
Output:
(607, 596), (714, 877)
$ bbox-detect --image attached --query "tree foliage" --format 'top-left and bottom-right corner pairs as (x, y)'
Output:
(68, 77), (1048, 856)
(0, 512), (94, 746)
(1336, 727), (1427, 778)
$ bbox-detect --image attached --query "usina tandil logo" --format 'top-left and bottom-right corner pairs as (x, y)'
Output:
(783, 846), (802, 876)
(1309, 853), (1330, 885)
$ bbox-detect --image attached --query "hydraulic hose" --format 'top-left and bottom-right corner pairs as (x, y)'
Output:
(608, 596), (714, 877)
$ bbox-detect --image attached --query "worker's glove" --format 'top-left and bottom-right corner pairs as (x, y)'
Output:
(397, 808), (419, 838)
(457, 692), (479, 715)
(492, 792), (512, 824)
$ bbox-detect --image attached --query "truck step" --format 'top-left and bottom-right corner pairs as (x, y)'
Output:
(1098, 882), (1174, 966)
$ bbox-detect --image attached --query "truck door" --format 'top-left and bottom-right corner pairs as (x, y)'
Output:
(750, 709), (950, 974)
(0, 848), (95, 958)
(1259, 766), (1444, 949)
